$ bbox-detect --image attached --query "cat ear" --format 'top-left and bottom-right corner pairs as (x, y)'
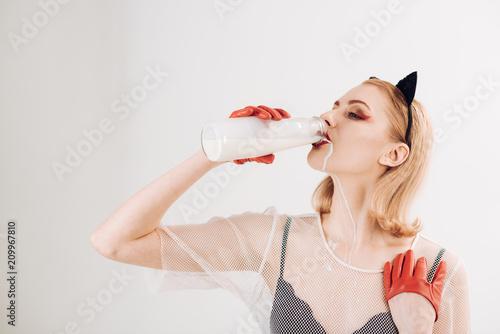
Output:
(395, 71), (417, 106)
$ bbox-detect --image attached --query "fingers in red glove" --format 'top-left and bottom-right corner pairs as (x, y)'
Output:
(384, 249), (448, 322)
(253, 154), (275, 164)
(413, 256), (427, 280)
(431, 260), (447, 292)
(229, 106), (270, 120)
(274, 108), (292, 119)
(402, 247), (415, 277)
(255, 105), (283, 120)
(233, 154), (275, 165)
(392, 252), (404, 282)
(228, 107), (252, 119)
(229, 105), (291, 120)
(257, 105), (292, 120)
(383, 261), (392, 294)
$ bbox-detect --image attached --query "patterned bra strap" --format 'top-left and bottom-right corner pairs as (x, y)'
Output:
(278, 216), (293, 278)
(427, 248), (446, 283)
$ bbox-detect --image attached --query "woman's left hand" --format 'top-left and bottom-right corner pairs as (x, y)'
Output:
(384, 249), (447, 334)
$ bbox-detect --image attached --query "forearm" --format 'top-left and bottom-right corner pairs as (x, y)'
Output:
(92, 149), (225, 246)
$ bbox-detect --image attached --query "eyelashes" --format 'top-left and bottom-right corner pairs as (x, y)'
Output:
(347, 111), (359, 119)
(329, 106), (365, 120)
(347, 108), (363, 120)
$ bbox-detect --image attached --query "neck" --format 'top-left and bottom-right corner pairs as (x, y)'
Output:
(321, 174), (405, 257)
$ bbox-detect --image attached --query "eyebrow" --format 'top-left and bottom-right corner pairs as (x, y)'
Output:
(333, 99), (373, 115)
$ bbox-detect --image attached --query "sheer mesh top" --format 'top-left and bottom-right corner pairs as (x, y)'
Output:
(143, 206), (471, 333)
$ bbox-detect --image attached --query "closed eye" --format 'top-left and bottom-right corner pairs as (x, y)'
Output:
(347, 111), (362, 120)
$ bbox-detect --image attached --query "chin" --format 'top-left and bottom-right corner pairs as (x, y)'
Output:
(306, 148), (326, 171)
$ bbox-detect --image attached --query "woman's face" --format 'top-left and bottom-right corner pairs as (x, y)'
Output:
(307, 83), (401, 176)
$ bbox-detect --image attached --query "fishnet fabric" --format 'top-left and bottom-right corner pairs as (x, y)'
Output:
(143, 206), (471, 333)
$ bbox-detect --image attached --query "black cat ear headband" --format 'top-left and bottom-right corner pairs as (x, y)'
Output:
(369, 71), (417, 145)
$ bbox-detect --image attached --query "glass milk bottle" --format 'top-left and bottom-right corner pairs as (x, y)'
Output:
(201, 116), (328, 162)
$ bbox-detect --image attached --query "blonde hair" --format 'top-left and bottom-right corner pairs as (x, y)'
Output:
(311, 78), (434, 238)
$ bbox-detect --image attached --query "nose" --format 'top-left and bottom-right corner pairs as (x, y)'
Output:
(321, 109), (336, 128)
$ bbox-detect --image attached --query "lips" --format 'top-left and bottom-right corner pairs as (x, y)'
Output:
(320, 132), (332, 144)
(314, 141), (329, 147)
(313, 133), (331, 147)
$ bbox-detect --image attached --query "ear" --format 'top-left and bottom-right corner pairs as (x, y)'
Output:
(379, 143), (409, 167)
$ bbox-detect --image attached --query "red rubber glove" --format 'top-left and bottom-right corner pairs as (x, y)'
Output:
(384, 249), (447, 322)
(229, 105), (291, 165)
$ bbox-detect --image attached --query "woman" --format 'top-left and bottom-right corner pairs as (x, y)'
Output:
(91, 72), (471, 333)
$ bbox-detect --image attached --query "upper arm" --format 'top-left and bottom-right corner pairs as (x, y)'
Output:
(93, 229), (162, 270)
(433, 258), (471, 333)
(100, 211), (279, 295)
(92, 212), (274, 275)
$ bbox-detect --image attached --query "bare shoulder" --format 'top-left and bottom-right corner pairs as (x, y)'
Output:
(414, 234), (468, 280)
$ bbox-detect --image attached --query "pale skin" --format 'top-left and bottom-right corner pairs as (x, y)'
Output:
(308, 83), (435, 333)
(91, 83), (434, 333)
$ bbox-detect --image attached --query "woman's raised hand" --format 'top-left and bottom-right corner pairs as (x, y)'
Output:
(384, 249), (447, 333)
(229, 105), (291, 165)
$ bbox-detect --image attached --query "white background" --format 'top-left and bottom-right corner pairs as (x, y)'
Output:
(1, 0), (499, 333)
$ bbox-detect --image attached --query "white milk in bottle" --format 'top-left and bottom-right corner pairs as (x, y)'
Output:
(201, 116), (328, 162)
